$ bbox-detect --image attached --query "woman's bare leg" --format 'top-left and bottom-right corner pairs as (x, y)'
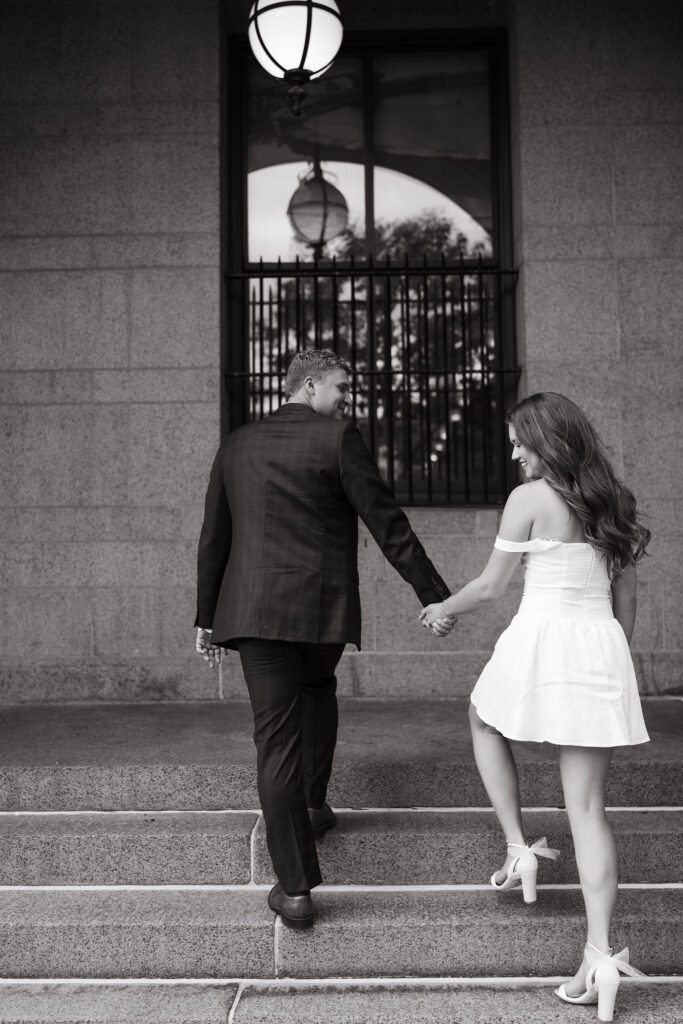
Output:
(469, 702), (526, 880)
(559, 745), (616, 996)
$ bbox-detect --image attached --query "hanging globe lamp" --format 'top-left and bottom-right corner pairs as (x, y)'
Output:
(248, 0), (344, 115)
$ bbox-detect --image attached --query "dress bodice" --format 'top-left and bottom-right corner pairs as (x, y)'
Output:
(495, 536), (613, 620)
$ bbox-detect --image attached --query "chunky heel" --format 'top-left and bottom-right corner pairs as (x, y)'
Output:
(596, 980), (619, 1022)
(554, 941), (646, 1020)
(595, 958), (621, 1021)
(490, 837), (560, 901)
(519, 864), (538, 903)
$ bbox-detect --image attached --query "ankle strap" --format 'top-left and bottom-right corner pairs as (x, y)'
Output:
(584, 944), (646, 983)
(506, 836), (561, 861)
(586, 941), (613, 957)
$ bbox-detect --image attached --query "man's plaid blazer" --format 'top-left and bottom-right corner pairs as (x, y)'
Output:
(196, 402), (450, 649)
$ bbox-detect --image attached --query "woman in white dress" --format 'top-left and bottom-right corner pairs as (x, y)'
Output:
(420, 392), (650, 1023)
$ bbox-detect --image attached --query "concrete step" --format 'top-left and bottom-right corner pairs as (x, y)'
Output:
(0, 888), (679, 979)
(231, 980), (683, 1023)
(230, 981), (683, 1023)
(254, 808), (683, 886)
(0, 812), (258, 886)
(0, 980), (681, 1023)
(0, 700), (680, 811)
(0, 982), (235, 1023)
(1, 809), (680, 886)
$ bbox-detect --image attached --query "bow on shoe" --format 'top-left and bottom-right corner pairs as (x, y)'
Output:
(528, 836), (561, 861)
(585, 947), (647, 989)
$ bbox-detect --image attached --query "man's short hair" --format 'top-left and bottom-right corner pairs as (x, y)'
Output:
(285, 349), (351, 398)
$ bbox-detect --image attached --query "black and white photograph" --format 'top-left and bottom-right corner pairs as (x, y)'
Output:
(0, 1), (681, 1021)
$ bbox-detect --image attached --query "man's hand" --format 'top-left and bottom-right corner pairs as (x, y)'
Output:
(195, 627), (223, 668)
(419, 603), (458, 637)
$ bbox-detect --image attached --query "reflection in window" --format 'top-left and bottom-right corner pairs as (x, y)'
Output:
(231, 36), (515, 505)
(246, 49), (494, 262)
(373, 51), (492, 246)
(248, 162), (490, 262)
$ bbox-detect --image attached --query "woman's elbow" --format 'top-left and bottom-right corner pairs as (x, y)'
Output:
(478, 579), (504, 603)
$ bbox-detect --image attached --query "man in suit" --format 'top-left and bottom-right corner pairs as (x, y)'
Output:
(195, 349), (451, 929)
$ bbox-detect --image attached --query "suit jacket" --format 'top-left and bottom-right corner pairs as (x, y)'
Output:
(196, 403), (450, 649)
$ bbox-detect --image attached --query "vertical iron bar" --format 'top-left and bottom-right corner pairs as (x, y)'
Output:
(284, 274), (291, 403)
(267, 283), (274, 415)
(249, 282), (256, 420)
(415, 275), (425, 484)
(350, 255), (358, 422)
(313, 266), (320, 348)
(465, 279), (474, 495)
(449, 277), (460, 490)
(440, 259), (452, 503)
(331, 256), (339, 353)
(383, 257), (395, 491)
(367, 254), (376, 458)
(422, 263), (433, 502)
(258, 267), (265, 420)
(295, 256), (302, 350)
(276, 265), (283, 405)
(402, 257), (413, 502)
(477, 261), (490, 502)
(459, 256), (471, 502)
(493, 272), (506, 499)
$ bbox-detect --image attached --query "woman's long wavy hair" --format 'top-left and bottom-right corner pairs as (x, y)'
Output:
(507, 392), (650, 577)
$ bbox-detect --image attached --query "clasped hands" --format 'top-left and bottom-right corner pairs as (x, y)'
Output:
(196, 608), (455, 666)
(419, 603), (457, 638)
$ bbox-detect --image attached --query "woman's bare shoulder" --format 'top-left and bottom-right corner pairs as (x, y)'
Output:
(503, 479), (572, 524)
(499, 482), (541, 539)
(530, 477), (566, 507)
(506, 479), (548, 507)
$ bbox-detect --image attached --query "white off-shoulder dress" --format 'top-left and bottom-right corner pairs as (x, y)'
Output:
(470, 537), (650, 747)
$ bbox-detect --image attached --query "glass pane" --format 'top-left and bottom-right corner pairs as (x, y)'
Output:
(247, 55), (365, 263)
(239, 45), (510, 505)
(372, 52), (493, 259)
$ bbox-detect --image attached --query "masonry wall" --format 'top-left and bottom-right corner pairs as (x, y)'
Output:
(0, 1), (222, 700)
(509, 0), (683, 694)
(0, 0), (679, 703)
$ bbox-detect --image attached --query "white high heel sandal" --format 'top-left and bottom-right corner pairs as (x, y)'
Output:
(555, 941), (646, 1022)
(490, 836), (560, 904)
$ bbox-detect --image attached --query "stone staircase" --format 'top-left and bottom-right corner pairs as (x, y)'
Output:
(0, 698), (681, 1022)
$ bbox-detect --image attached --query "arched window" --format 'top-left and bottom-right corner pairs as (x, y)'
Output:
(224, 32), (518, 505)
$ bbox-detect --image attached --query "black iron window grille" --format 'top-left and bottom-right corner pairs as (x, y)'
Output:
(223, 30), (518, 505)
(224, 254), (519, 505)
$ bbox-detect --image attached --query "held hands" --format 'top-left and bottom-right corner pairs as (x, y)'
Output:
(419, 603), (457, 637)
(195, 627), (223, 668)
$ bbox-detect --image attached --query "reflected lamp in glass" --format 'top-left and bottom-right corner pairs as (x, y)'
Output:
(248, 0), (344, 115)
(286, 160), (349, 258)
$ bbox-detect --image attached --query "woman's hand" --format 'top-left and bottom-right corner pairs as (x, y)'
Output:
(419, 604), (457, 637)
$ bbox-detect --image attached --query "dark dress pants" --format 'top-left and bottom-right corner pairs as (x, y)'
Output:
(237, 638), (345, 894)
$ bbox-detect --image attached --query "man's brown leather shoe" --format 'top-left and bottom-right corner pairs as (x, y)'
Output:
(268, 883), (314, 930)
(308, 801), (337, 839)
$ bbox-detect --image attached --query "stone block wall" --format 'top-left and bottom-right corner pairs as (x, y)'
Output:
(510, 0), (683, 694)
(0, 0), (679, 702)
(0, 1), (222, 700)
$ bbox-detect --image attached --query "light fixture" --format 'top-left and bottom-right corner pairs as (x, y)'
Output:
(248, 0), (343, 116)
(287, 157), (349, 258)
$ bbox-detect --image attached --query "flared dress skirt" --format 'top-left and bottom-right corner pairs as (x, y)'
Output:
(469, 537), (650, 747)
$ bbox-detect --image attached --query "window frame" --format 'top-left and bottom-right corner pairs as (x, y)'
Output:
(221, 28), (518, 504)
